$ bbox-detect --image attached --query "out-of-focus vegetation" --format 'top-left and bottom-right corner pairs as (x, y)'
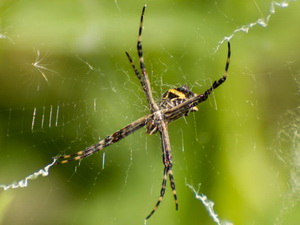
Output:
(1, 1), (300, 225)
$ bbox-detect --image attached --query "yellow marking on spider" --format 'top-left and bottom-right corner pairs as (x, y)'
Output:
(192, 92), (199, 111)
(74, 156), (82, 161)
(164, 88), (199, 112)
(76, 151), (85, 155)
(192, 106), (199, 111)
(62, 151), (84, 159)
(172, 190), (178, 197)
(166, 89), (186, 99)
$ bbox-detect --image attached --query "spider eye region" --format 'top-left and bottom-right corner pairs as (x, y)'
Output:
(159, 86), (198, 112)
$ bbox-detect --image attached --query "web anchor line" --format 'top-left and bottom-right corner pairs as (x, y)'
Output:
(0, 159), (56, 191)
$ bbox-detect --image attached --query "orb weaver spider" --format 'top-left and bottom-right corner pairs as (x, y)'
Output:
(54, 5), (231, 220)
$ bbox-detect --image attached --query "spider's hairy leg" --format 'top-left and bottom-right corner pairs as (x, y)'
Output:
(54, 115), (151, 165)
(164, 42), (231, 121)
(146, 121), (178, 220)
(200, 41), (231, 99)
(135, 5), (159, 112)
(125, 5), (158, 112)
(146, 166), (168, 220)
(145, 166), (178, 221)
(168, 167), (178, 209)
(224, 41), (231, 77)
(137, 5), (146, 73)
(125, 52), (143, 89)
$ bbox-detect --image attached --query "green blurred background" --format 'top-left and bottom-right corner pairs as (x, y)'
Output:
(1, 0), (300, 225)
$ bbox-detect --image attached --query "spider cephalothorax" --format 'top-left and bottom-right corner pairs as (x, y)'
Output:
(146, 86), (198, 134)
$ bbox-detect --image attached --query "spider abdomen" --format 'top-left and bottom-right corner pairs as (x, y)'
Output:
(159, 86), (198, 113)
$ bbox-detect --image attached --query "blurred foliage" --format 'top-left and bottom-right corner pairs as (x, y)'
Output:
(0, 0), (300, 225)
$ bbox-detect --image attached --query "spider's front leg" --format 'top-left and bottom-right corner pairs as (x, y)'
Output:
(126, 5), (159, 113)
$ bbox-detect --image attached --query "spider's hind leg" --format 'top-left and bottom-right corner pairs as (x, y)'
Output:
(145, 167), (168, 220)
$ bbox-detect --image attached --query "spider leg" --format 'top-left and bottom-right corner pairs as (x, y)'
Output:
(145, 120), (178, 220)
(224, 41), (231, 77)
(167, 165), (178, 209)
(200, 41), (231, 98)
(137, 5), (147, 75)
(54, 115), (150, 165)
(125, 52), (143, 84)
(125, 5), (159, 113)
(164, 42), (231, 121)
(145, 166), (168, 220)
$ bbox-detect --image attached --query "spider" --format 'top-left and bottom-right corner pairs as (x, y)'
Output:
(54, 5), (231, 220)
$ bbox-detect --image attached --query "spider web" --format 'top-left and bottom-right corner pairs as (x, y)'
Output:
(0, 1), (300, 225)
